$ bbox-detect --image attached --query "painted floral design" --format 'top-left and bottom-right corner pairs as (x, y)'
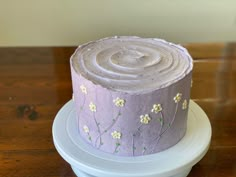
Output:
(77, 83), (87, 134)
(111, 131), (122, 153)
(113, 97), (125, 107)
(170, 93), (182, 127)
(173, 93), (182, 103)
(89, 102), (96, 112)
(150, 108), (164, 154)
(95, 96), (125, 149)
(150, 92), (185, 153)
(182, 99), (188, 110)
(140, 114), (151, 124)
(77, 86), (187, 155)
(151, 104), (162, 113)
(80, 85), (87, 94)
(133, 113), (152, 154)
(83, 125), (92, 141)
(111, 131), (122, 139)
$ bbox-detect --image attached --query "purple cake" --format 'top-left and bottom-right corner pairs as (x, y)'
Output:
(70, 36), (193, 156)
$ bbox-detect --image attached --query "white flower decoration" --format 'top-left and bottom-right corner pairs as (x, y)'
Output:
(80, 85), (87, 94)
(151, 104), (162, 113)
(173, 93), (182, 103)
(182, 99), (188, 110)
(83, 125), (89, 133)
(111, 131), (122, 139)
(113, 97), (125, 107)
(140, 114), (151, 124)
(89, 102), (96, 112)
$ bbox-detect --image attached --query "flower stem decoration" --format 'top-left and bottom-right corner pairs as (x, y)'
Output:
(95, 96), (125, 149)
(77, 84), (87, 134)
(151, 92), (183, 153)
(83, 125), (92, 141)
(89, 100), (102, 147)
(95, 108), (122, 148)
(111, 131), (122, 153)
(162, 92), (181, 133)
(151, 111), (164, 153)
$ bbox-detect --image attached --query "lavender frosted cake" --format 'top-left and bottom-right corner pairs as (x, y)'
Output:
(70, 36), (193, 156)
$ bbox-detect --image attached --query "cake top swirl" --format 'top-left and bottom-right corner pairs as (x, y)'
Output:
(71, 36), (193, 94)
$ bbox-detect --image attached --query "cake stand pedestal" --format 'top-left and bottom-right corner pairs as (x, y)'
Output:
(52, 100), (211, 177)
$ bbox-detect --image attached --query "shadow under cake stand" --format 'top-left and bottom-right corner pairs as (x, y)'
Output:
(52, 100), (211, 177)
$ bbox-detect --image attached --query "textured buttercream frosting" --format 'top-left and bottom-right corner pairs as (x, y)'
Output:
(72, 36), (193, 94)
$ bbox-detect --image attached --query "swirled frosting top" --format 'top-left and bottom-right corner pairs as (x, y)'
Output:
(72, 36), (193, 94)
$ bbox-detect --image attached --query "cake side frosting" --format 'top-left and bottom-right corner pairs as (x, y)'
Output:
(72, 36), (193, 94)
(70, 36), (193, 156)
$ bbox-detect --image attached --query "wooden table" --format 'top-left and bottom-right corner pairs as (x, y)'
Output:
(0, 44), (235, 177)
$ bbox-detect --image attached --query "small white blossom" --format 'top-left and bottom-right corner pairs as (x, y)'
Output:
(111, 131), (122, 139)
(89, 102), (96, 112)
(140, 114), (151, 124)
(182, 99), (188, 110)
(113, 97), (125, 107)
(151, 104), (162, 113)
(83, 125), (89, 133)
(173, 93), (182, 103)
(80, 85), (87, 94)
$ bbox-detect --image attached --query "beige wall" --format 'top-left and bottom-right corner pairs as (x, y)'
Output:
(0, 0), (236, 46)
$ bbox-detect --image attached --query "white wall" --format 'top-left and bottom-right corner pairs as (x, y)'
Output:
(0, 0), (236, 46)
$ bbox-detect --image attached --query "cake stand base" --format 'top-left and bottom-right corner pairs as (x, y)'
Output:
(52, 100), (211, 177)
(71, 166), (192, 177)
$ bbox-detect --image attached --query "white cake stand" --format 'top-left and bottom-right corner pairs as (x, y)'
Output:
(52, 100), (211, 177)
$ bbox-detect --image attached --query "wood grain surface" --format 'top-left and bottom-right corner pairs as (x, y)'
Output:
(0, 44), (235, 177)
